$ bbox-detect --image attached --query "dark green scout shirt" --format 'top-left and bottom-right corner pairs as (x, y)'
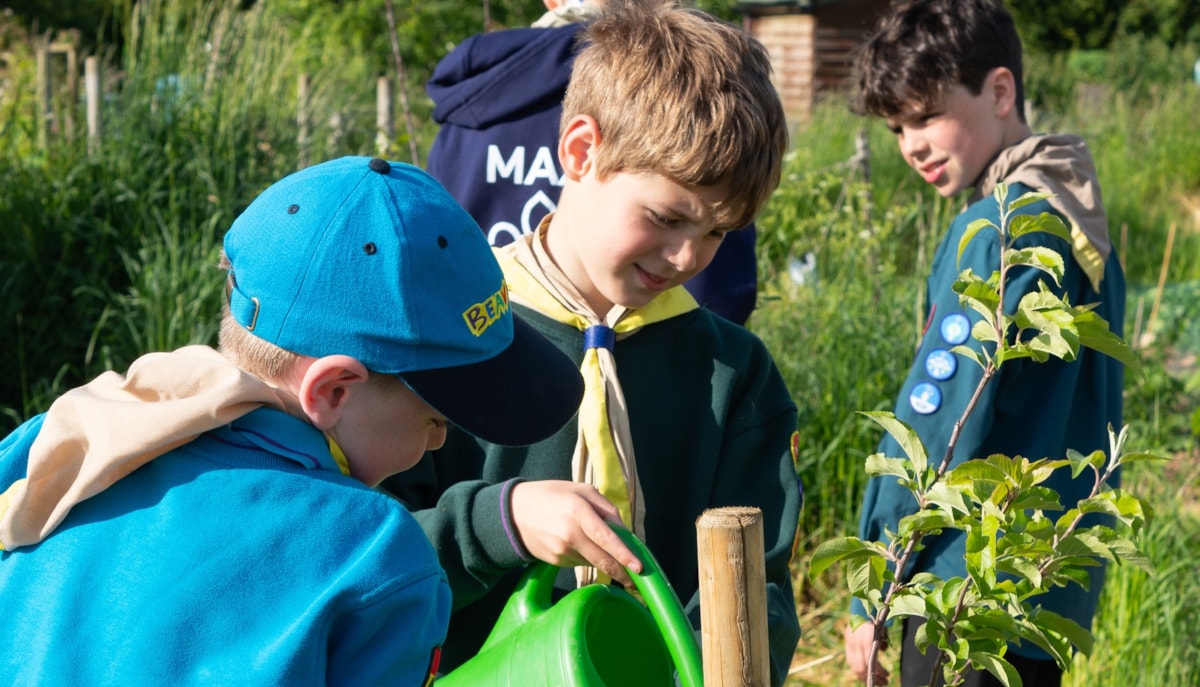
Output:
(384, 304), (803, 685)
(853, 178), (1126, 661)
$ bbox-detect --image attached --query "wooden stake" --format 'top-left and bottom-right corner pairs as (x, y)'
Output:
(85, 56), (102, 156)
(696, 506), (770, 687)
(1145, 222), (1177, 344)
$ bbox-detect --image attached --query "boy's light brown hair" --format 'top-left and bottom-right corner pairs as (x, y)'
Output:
(217, 250), (301, 381)
(562, 0), (788, 231)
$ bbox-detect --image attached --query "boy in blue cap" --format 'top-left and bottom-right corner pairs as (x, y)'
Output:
(384, 2), (802, 684)
(425, 0), (761, 325)
(842, 1), (1125, 685)
(0, 157), (584, 686)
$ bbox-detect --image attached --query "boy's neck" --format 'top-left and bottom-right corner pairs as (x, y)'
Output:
(540, 213), (618, 319)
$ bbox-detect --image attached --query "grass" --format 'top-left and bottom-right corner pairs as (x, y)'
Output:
(2, 2), (1198, 684)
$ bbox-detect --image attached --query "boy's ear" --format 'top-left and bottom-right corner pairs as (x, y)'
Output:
(988, 67), (1018, 118)
(297, 355), (369, 430)
(559, 114), (602, 182)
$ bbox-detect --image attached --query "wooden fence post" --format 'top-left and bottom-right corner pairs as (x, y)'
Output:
(61, 39), (78, 140)
(376, 76), (393, 158)
(696, 506), (770, 686)
(85, 56), (102, 155)
(36, 38), (53, 150)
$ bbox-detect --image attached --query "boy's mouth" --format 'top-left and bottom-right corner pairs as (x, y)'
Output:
(635, 265), (670, 291)
(920, 161), (946, 184)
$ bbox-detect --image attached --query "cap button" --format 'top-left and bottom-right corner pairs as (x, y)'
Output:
(368, 158), (391, 174)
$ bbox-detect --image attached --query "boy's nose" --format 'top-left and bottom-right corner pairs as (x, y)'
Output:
(664, 238), (698, 273)
(898, 128), (928, 160)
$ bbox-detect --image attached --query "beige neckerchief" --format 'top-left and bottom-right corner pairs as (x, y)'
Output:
(531, 3), (603, 28)
(494, 218), (698, 586)
(0, 346), (290, 550)
(972, 133), (1112, 292)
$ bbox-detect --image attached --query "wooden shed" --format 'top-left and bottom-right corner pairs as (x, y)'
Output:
(737, 0), (891, 126)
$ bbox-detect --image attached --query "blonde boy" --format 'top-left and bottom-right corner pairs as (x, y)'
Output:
(383, 2), (803, 684)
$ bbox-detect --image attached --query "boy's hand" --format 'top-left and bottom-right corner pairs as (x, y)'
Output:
(844, 621), (889, 685)
(510, 480), (642, 586)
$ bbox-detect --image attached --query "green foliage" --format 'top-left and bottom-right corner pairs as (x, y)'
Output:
(0, 0), (400, 429)
(1008, 0), (1200, 52)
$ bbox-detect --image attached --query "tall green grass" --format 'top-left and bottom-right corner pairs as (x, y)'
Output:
(0, 0), (396, 429)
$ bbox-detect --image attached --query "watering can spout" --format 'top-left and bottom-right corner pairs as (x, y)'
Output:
(437, 524), (703, 687)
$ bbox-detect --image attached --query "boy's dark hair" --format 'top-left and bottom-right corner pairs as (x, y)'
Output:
(852, 0), (1025, 122)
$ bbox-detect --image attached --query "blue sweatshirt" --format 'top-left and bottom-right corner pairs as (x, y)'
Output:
(425, 22), (759, 325)
(0, 409), (450, 686)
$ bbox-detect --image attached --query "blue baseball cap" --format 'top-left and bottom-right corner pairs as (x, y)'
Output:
(223, 156), (583, 446)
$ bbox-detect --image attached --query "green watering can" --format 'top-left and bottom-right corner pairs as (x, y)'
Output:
(438, 524), (703, 687)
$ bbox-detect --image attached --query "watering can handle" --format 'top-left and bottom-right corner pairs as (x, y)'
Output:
(610, 523), (704, 687)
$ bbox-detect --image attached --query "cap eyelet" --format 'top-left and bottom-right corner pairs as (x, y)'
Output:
(363, 242), (377, 255)
(287, 204), (299, 214)
(437, 236), (448, 249)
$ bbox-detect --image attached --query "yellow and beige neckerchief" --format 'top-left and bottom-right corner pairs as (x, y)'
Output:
(494, 218), (698, 585)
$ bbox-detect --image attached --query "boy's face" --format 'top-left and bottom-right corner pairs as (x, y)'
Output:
(886, 82), (1009, 198)
(548, 169), (729, 315)
(335, 375), (448, 487)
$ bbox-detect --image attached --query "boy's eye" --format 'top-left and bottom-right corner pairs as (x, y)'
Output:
(651, 212), (678, 227)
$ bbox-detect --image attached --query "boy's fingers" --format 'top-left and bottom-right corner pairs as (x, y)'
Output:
(576, 488), (643, 575)
(573, 494), (643, 578)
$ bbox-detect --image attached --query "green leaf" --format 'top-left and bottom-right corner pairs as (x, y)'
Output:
(1009, 486), (1064, 512)
(846, 553), (888, 596)
(970, 652), (1021, 687)
(952, 344), (991, 371)
(898, 509), (957, 537)
(959, 218), (999, 266)
(965, 510), (999, 590)
(807, 537), (887, 579)
(1007, 190), (1055, 213)
(1075, 309), (1142, 376)
(1077, 497), (1123, 519)
(1004, 246), (1065, 285)
(860, 411), (928, 477)
(1116, 451), (1169, 466)
(1002, 556), (1043, 589)
(889, 591), (928, 619)
(1008, 210), (1072, 244)
(924, 481), (973, 516)
(958, 276), (1001, 319)
(865, 453), (913, 480)
(1066, 448), (1105, 479)
(1031, 608), (1094, 659)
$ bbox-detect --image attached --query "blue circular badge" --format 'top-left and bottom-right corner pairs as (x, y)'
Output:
(924, 348), (958, 381)
(909, 382), (942, 415)
(940, 313), (971, 345)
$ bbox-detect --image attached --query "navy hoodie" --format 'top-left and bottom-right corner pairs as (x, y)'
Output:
(425, 22), (759, 324)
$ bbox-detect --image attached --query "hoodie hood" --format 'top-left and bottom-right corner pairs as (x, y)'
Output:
(429, 22), (586, 130)
(972, 134), (1112, 291)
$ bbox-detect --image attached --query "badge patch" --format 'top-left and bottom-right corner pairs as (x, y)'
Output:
(924, 348), (958, 381)
(939, 312), (971, 345)
(909, 382), (942, 415)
